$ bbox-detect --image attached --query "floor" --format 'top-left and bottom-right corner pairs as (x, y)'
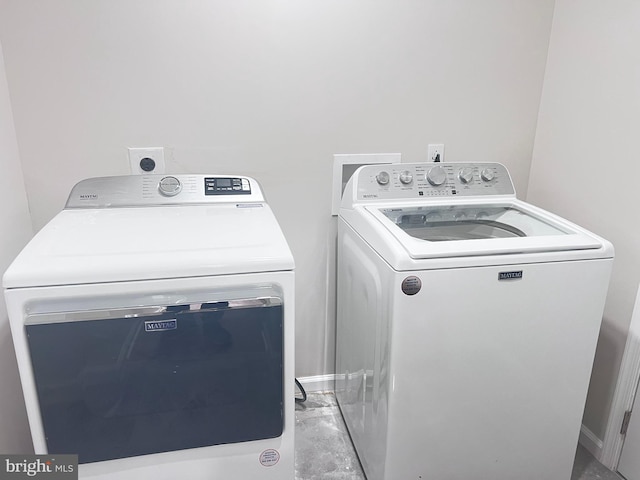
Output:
(295, 392), (622, 480)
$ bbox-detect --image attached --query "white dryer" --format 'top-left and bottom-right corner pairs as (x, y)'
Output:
(336, 162), (613, 480)
(3, 174), (294, 479)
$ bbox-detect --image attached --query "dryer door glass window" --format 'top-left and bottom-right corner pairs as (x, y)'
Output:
(381, 205), (569, 242)
(25, 298), (284, 464)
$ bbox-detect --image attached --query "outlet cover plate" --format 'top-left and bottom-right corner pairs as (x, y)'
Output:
(128, 147), (165, 174)
(427, 144), (445, 163)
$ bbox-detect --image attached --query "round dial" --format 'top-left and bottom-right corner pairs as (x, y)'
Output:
(458, 167), (475, 184)
(480, 168), (495, 182)
(376, 171), (390, 185)
(426, 166), (447, 186)
(399, 170), (413, 185)
(158, 176), (182, 197)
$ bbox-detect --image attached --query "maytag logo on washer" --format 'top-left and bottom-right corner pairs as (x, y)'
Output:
(498, 271), (523, 280)
(144, 319), (177, 332)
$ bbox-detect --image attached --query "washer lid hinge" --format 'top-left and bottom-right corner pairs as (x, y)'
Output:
(622, 410), (633, 435)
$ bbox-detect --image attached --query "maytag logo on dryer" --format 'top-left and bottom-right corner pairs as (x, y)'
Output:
(144, 319), (177, 332)
(498, 271), (523, 280)
(79, 194), (98, 200)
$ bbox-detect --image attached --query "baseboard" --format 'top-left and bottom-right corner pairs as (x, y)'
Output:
(296, 374), (336, 393)
(580, 424), (604, 460)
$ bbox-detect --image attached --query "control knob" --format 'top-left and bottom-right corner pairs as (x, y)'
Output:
(458, 167), (475, 184)
(376, 171), (390, 185)
(426, 166), (447, 186)
(399, 170), (413, 185)
(158, 176), (182, 197)
(480, 168), (495, 182)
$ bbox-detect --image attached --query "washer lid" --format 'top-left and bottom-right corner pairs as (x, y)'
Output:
(3, 203), (294, 288)
(365, 200), (607, 260)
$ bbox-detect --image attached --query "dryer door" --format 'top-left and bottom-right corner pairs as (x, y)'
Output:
(25, 297), (284, 463)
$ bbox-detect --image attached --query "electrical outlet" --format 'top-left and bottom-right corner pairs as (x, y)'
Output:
(128, 147), (165, 174)
(428, 144), (445, 163)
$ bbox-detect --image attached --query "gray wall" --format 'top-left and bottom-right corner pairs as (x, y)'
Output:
(529, 0), (640, 442)
(0, 39), (33, 453)
(0, 0), (555, 380)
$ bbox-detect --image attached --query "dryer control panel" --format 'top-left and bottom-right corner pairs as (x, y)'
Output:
(66, 174), (264, 208)
(352, 162), (515, 203)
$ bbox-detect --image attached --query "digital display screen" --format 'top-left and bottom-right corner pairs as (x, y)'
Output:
(204, 177), (250, 196)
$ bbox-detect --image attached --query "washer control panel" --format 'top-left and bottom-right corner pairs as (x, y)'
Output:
(356, 162), (514, 202)
(66, 174), (262, 208)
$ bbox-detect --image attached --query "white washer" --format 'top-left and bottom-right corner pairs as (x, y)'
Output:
(3, 174), (294, 480)
(336, 162), (613, 480)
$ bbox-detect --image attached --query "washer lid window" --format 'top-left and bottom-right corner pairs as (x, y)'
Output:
(381, 204), (568, 242)
(366, 202), (605, 259)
